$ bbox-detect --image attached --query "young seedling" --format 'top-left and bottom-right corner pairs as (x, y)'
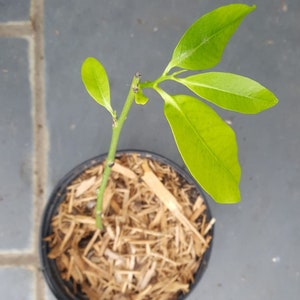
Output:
(81, 4), (278, 229)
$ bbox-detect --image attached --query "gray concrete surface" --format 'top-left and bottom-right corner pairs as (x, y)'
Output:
(0, 0), (299, 299)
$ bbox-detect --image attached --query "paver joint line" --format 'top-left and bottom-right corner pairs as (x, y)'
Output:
(0, 22), (33, 37)
(0, 253), (36, 267)
(30, 0), (47, 299)
(0, 0), (47, 299)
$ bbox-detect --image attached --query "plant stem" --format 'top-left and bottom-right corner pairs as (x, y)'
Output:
(95, 72), (141, 229)
(139, 69), (187, 90)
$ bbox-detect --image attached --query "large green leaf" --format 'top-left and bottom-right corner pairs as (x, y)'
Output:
(179, 72), (279, 114)
(163, 94), (241, 203)
(81, 57), (113, 116)
(169, 4), (255, 71)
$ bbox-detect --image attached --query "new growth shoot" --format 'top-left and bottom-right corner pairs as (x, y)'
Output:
(81, 4), (278, 229)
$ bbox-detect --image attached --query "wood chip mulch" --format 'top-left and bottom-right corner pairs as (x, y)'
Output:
(45, 153), (215, 300)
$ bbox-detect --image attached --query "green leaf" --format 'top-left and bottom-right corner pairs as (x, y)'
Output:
(135, 88), (149, 105)
(169, 4), (255, 71)
(81, 57), (113, 116)
(163, 93), (241, 203)
(179, 72), (279, 114)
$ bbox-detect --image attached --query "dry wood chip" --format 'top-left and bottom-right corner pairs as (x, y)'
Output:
(65, 215), (96, 226)
(190, 205), (206, 222)
(193, 195), (204, 210)
(75, 176), (96, 197)
(68, 187), (75, 213)
(138, 261), (157, 290)
(66, 255), (74, 281)
(104, 248), (125, 264)
(204, 217), (216, 235)
(83, 229), (101, 257)
(112, 162), (138, 179)
(110, 197), (121, 214)
(94, 234), (110, 257)
(73, 195), (96, 205)
(59, 221), (76, 253)
(134, 284), (153, 300)
(69, 249), (88, 271)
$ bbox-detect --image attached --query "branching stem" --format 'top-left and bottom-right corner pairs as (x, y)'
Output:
(96, 73), (141, 229)
(95, 68), (185, 229)
(139, 69), (187, 90)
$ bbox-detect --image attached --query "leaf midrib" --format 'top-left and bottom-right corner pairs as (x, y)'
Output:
(93, 69), (108, 105)
(167, 96), (239, 184)
(190, 81), (263, 102)
(172, 14), (247, 68)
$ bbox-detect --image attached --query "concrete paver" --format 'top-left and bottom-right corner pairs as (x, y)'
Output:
(0, 0), (299, 299)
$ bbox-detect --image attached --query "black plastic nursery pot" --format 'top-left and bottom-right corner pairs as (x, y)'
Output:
(40, 150), (214, 300)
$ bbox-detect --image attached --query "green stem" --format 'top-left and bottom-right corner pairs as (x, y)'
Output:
(96, 72), (141, 229)
(139, 69), (187, 90)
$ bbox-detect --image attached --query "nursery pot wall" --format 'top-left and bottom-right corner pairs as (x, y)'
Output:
(40, 150), (214, 300)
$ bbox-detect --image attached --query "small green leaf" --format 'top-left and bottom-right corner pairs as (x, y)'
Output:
(163, 94), (241, 204)
(81, 57), (113, 116)
(135, 88), (149, 105)
(169, 4), (255, 71)
(179, 72), (279, 114)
